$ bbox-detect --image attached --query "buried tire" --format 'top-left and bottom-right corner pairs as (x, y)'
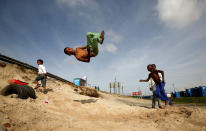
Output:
(1, 84), (36, 99)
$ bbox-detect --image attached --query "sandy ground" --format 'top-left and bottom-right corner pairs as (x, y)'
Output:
(0, 63), (206, 131)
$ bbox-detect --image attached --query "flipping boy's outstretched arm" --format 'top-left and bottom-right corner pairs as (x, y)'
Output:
(139, 74), (151, 82)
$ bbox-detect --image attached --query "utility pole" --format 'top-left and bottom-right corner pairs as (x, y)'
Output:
(109, 77), (123, 95)
(113, 82), (115, 94)
(118, 82), (120, 95)
(109, 82), (112, 93)
(172, 83), (175, 92)
(200, 76), (203, 86)
(114, 77), (116, 94)
(122, 86), (123, 95)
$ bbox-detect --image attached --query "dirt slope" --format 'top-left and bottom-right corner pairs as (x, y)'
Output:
(0, 63), (206, 131)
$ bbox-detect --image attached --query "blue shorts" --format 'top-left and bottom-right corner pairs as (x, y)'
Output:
(154, 82), (173, 105)
(35, 74), (47, 87)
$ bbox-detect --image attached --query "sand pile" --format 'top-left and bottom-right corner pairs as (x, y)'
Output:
(0, 63), (206, 131)
(74, 86), (99, 98)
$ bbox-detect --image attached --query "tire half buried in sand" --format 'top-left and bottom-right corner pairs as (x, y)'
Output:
(1, 84), (36, 99)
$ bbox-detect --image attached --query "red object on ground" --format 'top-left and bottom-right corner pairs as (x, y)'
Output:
(132, 92), (142, 96)
(10, 79), (28, 85)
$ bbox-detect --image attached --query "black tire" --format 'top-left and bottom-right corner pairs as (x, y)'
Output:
(22, 85), (36, 99)
(1, 84), (36, 99)
(16, 85), (29, 99)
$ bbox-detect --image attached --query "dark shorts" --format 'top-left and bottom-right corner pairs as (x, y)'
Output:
(35, 74), (47, 87)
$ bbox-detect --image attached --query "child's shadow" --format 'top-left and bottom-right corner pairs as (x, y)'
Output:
(39, 88), (53, 94)
(46, 88), (53, 92)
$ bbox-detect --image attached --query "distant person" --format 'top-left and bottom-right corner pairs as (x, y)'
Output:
(139, 64), (172, 108)
(34, 59), (47, 93)
(64, 30), (105, 63)
(149, 64), (162, 109)
(138, 91), (142, 99)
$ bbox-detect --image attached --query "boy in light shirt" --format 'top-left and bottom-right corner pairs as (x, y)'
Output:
(34, 59), (47, 93)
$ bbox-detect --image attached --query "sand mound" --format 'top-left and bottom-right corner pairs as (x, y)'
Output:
(74, 86), (99, 98)
(140, 106), (206, 131)
(0, 62), (98, 98)
(0, 62), (206, 131)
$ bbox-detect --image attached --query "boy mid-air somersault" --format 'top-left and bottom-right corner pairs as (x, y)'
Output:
(139, 64), (173, 108)
(64, 30), (105, 63)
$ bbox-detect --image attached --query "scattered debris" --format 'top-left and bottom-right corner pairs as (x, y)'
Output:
(76, 86), (99, 97)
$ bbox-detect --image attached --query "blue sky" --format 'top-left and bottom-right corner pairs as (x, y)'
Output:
(1, 0), (206, 95)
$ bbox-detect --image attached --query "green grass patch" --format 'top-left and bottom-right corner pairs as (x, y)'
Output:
(131, 96), (206, 106)
(172, 97), (206, 105)
(135, 96), (206, 106)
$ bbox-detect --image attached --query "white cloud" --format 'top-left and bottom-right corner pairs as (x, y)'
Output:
(56, 0), (100, 21)
(101, 30), (123, 54)
(106, 30), (123, 43)
(108, 65), (116, 70)
(56, 0), (99, 9)
(63, 56), (80, 65)
(156, 0), (204, 29)
(103, 43), (117, 54)
(78, 12), (92, 20)
(56, 0), (87, 7)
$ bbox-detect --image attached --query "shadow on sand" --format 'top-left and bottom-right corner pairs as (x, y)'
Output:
(73, 99), (98, 104)
(38, 88), (53, 94)
(116, 99), (152, 108)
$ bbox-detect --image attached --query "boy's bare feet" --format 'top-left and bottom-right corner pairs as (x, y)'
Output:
(34, 84), (41, 89)
(161, 100), (169, 109)
(43, 87), (47, 94)
(100, 30), (104, 44)
(165, 100), (169, 105)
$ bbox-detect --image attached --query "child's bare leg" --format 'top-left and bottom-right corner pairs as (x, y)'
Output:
(34, 81), (41, 89)
(41, 76), (47, 93)
(43, 86), (46, 91)
(162, 100), (169, 109)
(42, 86), (47, 94)
(165, 100), (169, 105)
(100, 30), (104, 44)
(160, 100), (170, 109)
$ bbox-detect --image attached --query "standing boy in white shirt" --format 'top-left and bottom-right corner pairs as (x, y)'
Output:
(34, 59), (47, 93)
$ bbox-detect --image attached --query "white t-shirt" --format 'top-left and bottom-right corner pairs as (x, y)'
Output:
(38, 65), (47, 74)
(149, 73), (162, 87)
